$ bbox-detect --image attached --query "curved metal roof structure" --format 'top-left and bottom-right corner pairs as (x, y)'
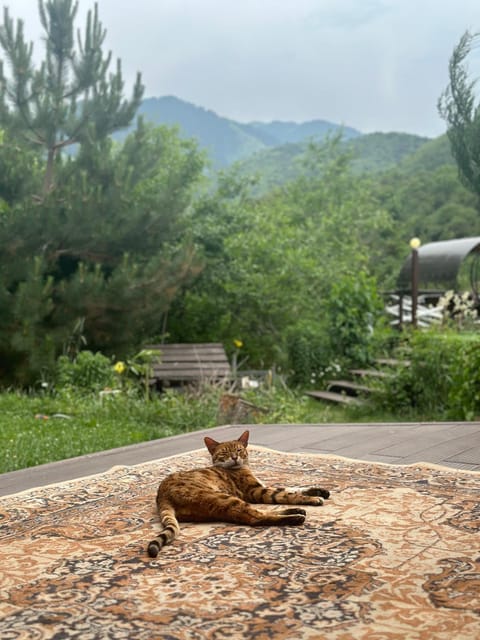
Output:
(397, 237), (480, 291)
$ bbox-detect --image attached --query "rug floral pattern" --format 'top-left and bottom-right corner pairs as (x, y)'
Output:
(0, 447), (479, 639)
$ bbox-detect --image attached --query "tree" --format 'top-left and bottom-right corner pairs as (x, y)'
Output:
(0, 0), (143, 195)
(0, 127), (42, 205)
(0, 120), (206, 384)
(438, 30), (480, 199)
(168, 139), (391, 373)
(0, 4), (206, 385)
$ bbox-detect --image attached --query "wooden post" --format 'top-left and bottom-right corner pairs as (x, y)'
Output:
(409, 238), (421, 328)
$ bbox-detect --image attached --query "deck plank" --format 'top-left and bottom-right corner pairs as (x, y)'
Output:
(375, 424), (480, 459)
(445, 444), (480, 465)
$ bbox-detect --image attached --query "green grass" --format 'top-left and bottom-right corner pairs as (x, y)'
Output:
(0, 388), (215, 473)
(0, 385), (411, 474)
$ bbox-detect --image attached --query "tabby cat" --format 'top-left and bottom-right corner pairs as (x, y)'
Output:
(147, 430), (330, 557)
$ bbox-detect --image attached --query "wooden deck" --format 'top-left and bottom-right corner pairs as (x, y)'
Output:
(1, 422), (479, 497)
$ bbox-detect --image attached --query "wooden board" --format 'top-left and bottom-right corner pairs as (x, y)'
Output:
(305, 390), (364, 406)
(375, 358), (411, 367)
(326, 380), (373, 395)
(145, 343), (231, 383)
(350, 368), (393, 379)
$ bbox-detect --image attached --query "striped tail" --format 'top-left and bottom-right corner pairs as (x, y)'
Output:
(147, 501), (180, 558)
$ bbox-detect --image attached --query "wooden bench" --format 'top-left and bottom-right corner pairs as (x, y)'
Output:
(145, 343), (231, 387)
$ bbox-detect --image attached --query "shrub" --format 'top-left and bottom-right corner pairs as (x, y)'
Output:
(324, 271), (383, 367)
(56, 351), (115, 392)
(374, 329), (480, 419)
(447, 336), (480, 419)
(286, 327), (333, 387)
(286, 272), (384, 388)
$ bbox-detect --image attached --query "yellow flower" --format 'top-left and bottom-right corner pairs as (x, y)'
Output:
(114, 361), (126, 374)
(233, 339), (243, 349)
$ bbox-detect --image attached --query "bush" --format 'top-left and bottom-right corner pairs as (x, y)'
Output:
(287, 271), (384, 388)
(56, 351), (115, 392)
(447, 336), (480, 419)
(325, 271), (383, 367)
(374, 329), (480, 419)
(286, 327), (333, 387)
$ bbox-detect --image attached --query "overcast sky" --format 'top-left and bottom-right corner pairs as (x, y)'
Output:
(5, 0), (480, 138)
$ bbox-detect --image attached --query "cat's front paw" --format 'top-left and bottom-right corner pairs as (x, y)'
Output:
(303, 487), (330, 500)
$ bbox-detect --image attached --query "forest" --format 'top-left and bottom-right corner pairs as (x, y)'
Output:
(1, 1), (480, 391)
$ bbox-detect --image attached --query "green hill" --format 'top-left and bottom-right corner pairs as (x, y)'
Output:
(397, 134), (454, 174)
(346, 132), (431, 172)
(118, 96), (362, 168)
(248, 119), (360, 144)
(234, 131), (443, 193)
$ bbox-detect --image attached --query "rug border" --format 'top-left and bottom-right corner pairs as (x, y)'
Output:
(252, 445), (480, 474)
(1, 445), (478, 501)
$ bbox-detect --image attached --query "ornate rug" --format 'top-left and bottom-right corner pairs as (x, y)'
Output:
(0, 446), (479, 639)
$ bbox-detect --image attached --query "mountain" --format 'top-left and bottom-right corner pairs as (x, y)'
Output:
(247, 119), (360, 145)
(117, 96), (453, 187)
(122, 96), (362, 168)
(136, 96), (264, 167)
(233, 131), (439, 193)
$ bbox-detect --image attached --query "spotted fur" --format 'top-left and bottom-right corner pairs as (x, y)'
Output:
(147, 430), (330, 558)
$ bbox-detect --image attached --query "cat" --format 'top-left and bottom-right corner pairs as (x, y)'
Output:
(147, 430), (330, 557)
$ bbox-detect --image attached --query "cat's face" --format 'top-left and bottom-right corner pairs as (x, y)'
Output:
(204, 431), (249, 469)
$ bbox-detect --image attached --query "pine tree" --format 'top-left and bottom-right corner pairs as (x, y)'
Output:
(0, 0), (144, 195)
(438, 30), (480, 199)
(0, 3), (206, 385)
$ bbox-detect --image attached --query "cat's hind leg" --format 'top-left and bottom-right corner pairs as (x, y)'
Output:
(198, 494), (307, 526)
(245, 505), (307, 526)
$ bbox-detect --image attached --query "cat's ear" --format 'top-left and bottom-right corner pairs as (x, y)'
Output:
(204, 436), (219, 455)
(238, 430), (249, 447)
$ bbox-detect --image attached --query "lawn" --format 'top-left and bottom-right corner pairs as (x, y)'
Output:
(1, 386), (364, 474)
